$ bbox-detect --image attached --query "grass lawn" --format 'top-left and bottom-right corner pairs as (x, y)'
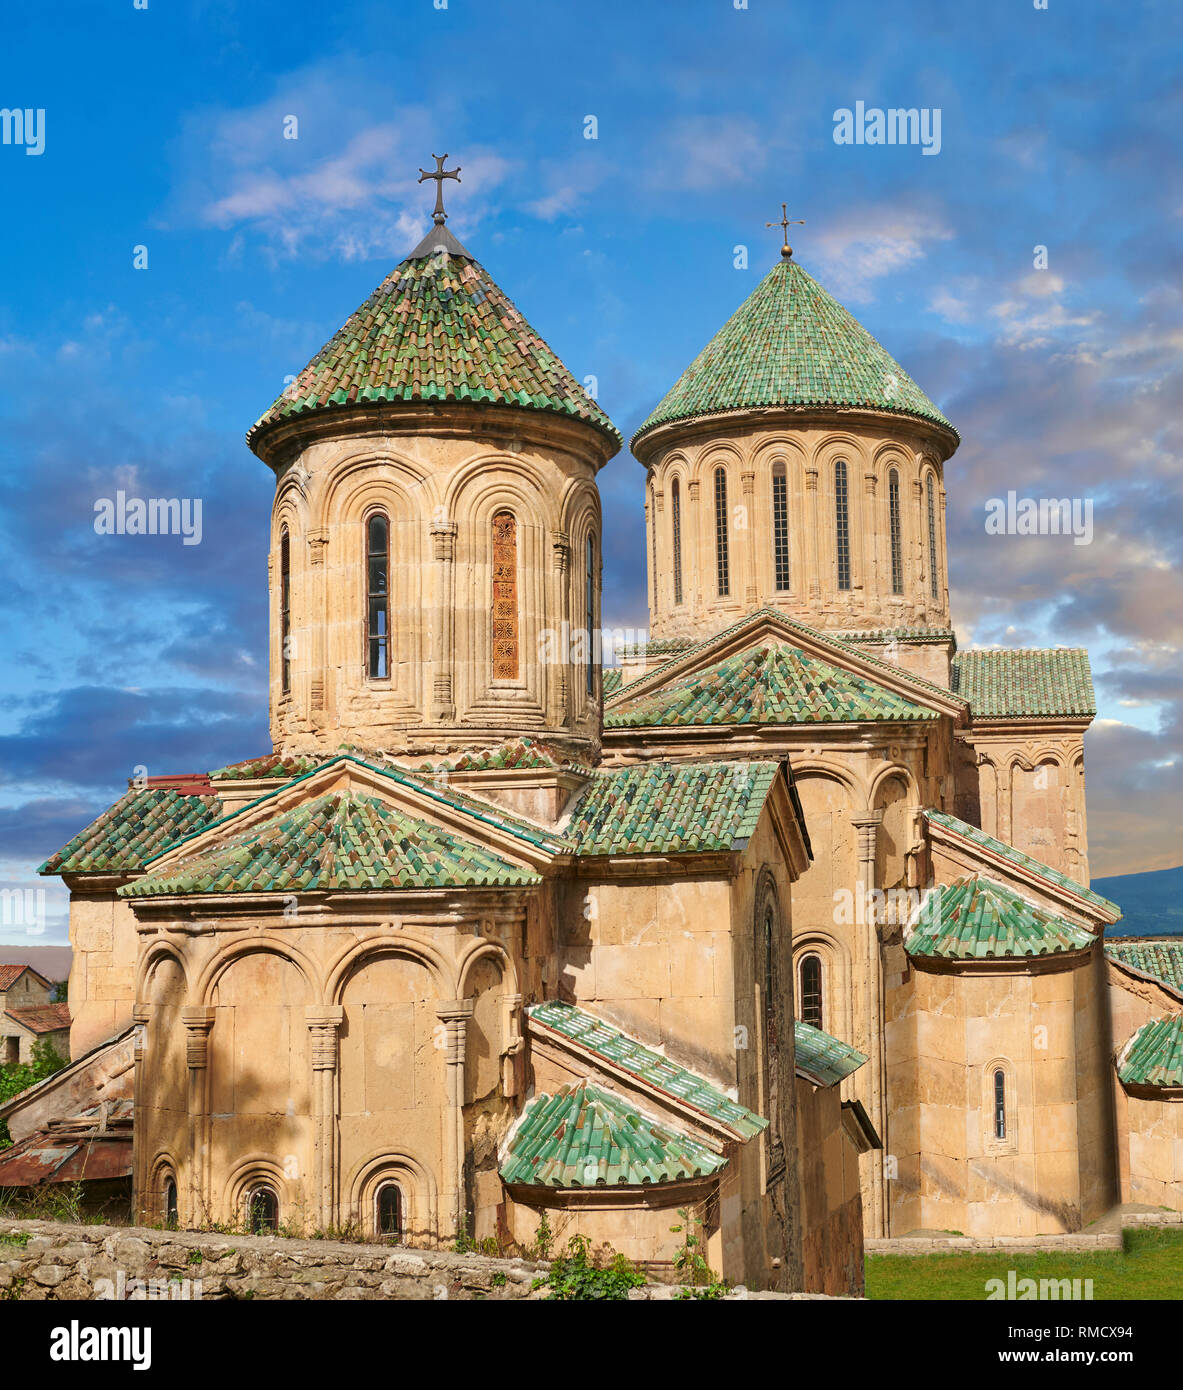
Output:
(866, 1227), (1183, 1300)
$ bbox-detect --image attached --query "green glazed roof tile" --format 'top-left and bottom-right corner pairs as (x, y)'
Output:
(905, 876), (1095, 960)
(634, 257), (955, 446)
(925, 809), (1119, 915)
(793, 1021), (867, 1087)
(248, 243), (620, 451)
(601, 668), (623, 698)
(565, 760), (779, 859)
(528, 1000), (766, 1141)
(1105, 939), (1183, 998)
(606, 640), (937, 729)
(1117, 1014), (1183, 1088)
(40, 788), (223, 875)
(210, 752), (326, 781)
(500, 1081), (726, 1188)
(119, 790), (540, 898)
(952, 648), (1095, 718)
(414, 737), (592, 776)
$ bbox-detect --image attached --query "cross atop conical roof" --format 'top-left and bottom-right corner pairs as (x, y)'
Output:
(633, 256), (955, 449)
(247, 230), (621, 456)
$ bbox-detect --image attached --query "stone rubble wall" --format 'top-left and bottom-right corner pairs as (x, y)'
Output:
(0, 1219), (824, 1300)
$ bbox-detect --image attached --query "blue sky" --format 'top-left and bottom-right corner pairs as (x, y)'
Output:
(2, 0), (1181, 942)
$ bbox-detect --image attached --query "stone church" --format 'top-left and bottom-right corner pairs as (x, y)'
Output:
(11, 168), (1182, 1292)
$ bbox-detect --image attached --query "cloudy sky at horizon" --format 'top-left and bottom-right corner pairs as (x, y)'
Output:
(1, 0), (1180, 944)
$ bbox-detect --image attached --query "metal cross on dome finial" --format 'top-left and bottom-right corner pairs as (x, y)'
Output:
(418, 153), (461, 225)
(766, 202), (804, 259)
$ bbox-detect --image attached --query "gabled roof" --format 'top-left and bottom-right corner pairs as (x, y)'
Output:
(5, 1003), (71, 1035)
(1117, 1014), (1183, 1089)
(564, 760), (780, 858)
(1105, 939), (1183, 1000)
(248, 241), (620, 453)
(793, 1021), (867, 1086)
(120, 790), (540, 898)
(952, 648), (1095, 719)
(605, 640), (938, 729)
(606, 608), (967, 724)
(925, 809), (1119, 917)
(601, 668), (624, 698)
(633, 256), (955, 447)
(0, 965), (49, 992)
(40, 787), (223, 876)
(500, 1081), (726, 1188)
(905, 876), (1095, 960)
(527, 1001), (766, 1142)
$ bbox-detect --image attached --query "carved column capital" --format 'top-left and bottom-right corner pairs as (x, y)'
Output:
(306, 1005), (344, 1071)
(181, 1006), (216, 1070)
(552, 530), (570, 574)
(741, 470), (755, 496)
(864, 472), (878, 496)
(307, 529), (329, 565)
(804, 466), (819, 492)
(687, 480), (700, 503)
(431, 521), (457, 562)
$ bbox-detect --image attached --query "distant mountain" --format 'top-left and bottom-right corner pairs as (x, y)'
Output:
(1095, 863), (1183, 938)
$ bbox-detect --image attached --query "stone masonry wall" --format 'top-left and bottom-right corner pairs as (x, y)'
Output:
(0, 1219), (822, 1301)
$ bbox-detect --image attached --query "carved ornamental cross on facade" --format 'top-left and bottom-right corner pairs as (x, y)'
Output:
(418, 153), (461, 224)
(766, 202), (804, 259)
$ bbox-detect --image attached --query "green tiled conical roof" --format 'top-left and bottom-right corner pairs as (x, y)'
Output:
(248, 237), (621, 452)
(634, 256), (955, 445)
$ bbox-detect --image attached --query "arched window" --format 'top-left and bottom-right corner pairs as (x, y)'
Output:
(246, 1185), (279, 1235)
(799, 953), (823, 1030)
(834, 460), (851, 591)
(926, 473), (940, 601)
(772, 462), (790, 591)
(491, 510), (519, 680)
(279, 528), (291, 694)
(366, 511), (390, 680)
(714, 467), (730, 597)
(671, 478), (684, 606)
(993, 1069), (1007, 1140)
(888, 468), (903, 595)
(586, 532), (596, 697)
(163, 1175), (178, 1227)
(376, 1183), (402, 1239)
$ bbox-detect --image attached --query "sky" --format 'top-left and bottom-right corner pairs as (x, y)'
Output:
(1, 0), (1180, 944)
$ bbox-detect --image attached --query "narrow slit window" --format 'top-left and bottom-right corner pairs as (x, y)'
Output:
(888, 468), (903, 595)
(799, 954), (823, 1031)
(714, 467), (730, 597)
(492, 510), (519, 680)
(772, 463), (790, 590)
(163, 1176), (178, 1227)
(280, 528), (291, 694)
(366, 512), (390, 679)
(835, 460), (851, 591)
(586, 532), (596, 697)
(246, 1186), (278, 1235)
(377, 1184), (402, 1239)
(993, 1069), (1007, 1140)
(648, 483), (658, 611)
(927, 473), (940, 601)
(671, 478), (684, 605)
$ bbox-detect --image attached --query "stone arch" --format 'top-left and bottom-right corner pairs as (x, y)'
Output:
(196, 937), (319, 1009)
(320, 449), (432, 525)
(791, 928), (854, 1045)
(981, 1055), (1019, 1155)
(874, 771), (914, 892)
(224, 1154), (296, 1226)
(326, 934), (448, 1006)
(443, 454), (560, 532)
(789, 768), (860, 962)
(346, 1149), (438, 1244)
(136, 940), (190, 1002)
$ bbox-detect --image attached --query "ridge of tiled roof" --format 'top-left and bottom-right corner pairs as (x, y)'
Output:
(1105, 938), (1183, 999)
(905, 876), (1095, 960)
(605, 639), (938, 729)
(39, 787), (224, 876)
(209, 752), (328, 781)
(565, 760), (780, 858)
(925, 808), (1119, 915)
(248, 243), (620, 452)
(499, 1080), (726, 1188)
(414, 737), (592, 776)
(1117, 1014), (1183, 1089)
(633, 256), (955, 446)
(527, 1000), (766, 1141)
(601, 668), (623, 698)
(606, 608), (966, 715)
(952, 648), (1095, 719)
(793, 1021), (867, 1086)
(120, 789), (541, 898)
(836, 626), (957, 647)
(5, 1003), (71, 1035)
